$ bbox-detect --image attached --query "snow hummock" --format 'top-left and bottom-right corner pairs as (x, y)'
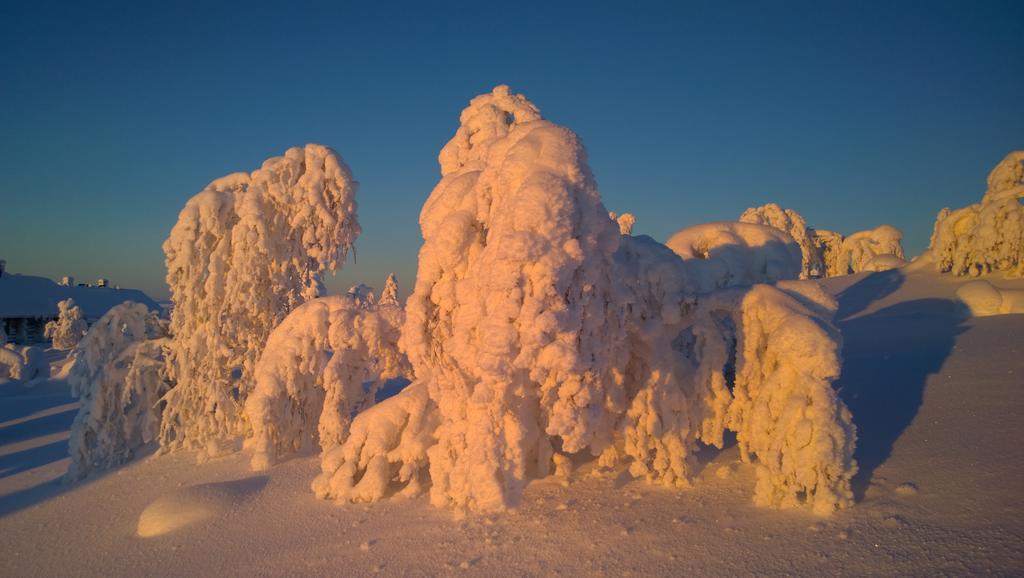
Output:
(65, 302), (169, 482)
(0, 344), (48, 383)
(665, 221), (803, 292)
(136, 476), (267, 538)
(160, 144), (360, 456)
(955, 280), (1024, 317)
(927, 151), (1024, 278)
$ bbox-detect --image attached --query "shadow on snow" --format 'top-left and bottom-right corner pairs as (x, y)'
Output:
(833, 271), (965, 501)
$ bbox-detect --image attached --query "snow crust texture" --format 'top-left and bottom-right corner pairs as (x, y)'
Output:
(160, 144), (360, 456)
(66, 302), (169, 481)
(44, 298), (87, 350)
(928, 151), (1024, 278)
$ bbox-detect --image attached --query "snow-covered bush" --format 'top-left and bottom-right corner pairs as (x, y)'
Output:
(836, 224), (905, 275)
(66, 302), (169, 482)
(243, 293), (409, 471)
(306, 86), (855, 515)
(160, 144), (360, 456)
(739, 203), (823, 278)
(928, 151), (1024, 278)
(44, 298), (88, 350)
(813, 229), (846, 277)
(665, 221), (802, 292)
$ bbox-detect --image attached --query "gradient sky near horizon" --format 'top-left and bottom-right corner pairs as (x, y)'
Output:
(2, 0), (1021, 301)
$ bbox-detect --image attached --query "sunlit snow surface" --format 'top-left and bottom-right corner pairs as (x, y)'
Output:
(1, 268), (1021, 575)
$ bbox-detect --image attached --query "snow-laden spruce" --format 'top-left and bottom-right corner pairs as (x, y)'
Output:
(837, 225), (905, 274)
(378, 273), (400, 307)
(301, 86), (856, 515)
(243, 289), (409, 472)
(160, 144), (360, 456)
(665, 221), (803, 291)
(66, 302), (170, 482)
(400, 85), (625, 512)
(927, 151), (1024, 278)
(739, 203), (906, 277)
(44, 298), (88, 350)
(740, 203), (823, 278)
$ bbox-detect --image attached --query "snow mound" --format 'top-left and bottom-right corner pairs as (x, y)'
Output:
(862, 253), (907, 272)
(928, 151), (1024, 278)
(160, 144), (360, 456)
(665, 221), (802, 292)
(136, 476), (267, 538)
(0, 344), (48, 383)
(244, 292), (409, 471)
(956, 280), (1024, 317)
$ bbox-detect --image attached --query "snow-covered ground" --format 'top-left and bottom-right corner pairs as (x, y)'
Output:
(1, 268), (1021, 575)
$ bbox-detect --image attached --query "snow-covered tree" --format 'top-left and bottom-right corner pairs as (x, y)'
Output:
(739, 203), (824, 278)
(928, 151), (1024, 278)
(65, 302), (169, 482)
(44, 298), (88, 350)
(397, 85), (625, 512)
(836, 224), (905, 275)
(306, 86), (855, 515)
(378, 273), (400, 307)
(243, 293), (409, 472)
(160, 144), (360, 456)
(739, 203), (905, 278)
(665, 221), (803, 292)
(609, 211), (637, 235)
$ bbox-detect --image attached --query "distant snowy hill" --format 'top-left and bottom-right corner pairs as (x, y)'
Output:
(0, 274), (159, 319)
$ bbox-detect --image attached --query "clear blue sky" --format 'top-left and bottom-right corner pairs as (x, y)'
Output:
(2, 0), (1021, 300)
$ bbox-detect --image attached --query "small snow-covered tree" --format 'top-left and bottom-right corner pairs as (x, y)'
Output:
(665, 221), (803, 292)
(160, 144), (360, 456)
(44, 298), (88, 350)
(378, 273), (400, 307)
(928, 151), (1024, 278)
(609, 211), (637, 235)
(66, 302), (169, 482)
(243, 293), (409, 472)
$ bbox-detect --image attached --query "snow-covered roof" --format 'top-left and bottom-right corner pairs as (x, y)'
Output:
(0, 273), (159, 319)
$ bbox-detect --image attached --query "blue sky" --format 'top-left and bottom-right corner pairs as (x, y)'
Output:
(2, 0), (1021, 300)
